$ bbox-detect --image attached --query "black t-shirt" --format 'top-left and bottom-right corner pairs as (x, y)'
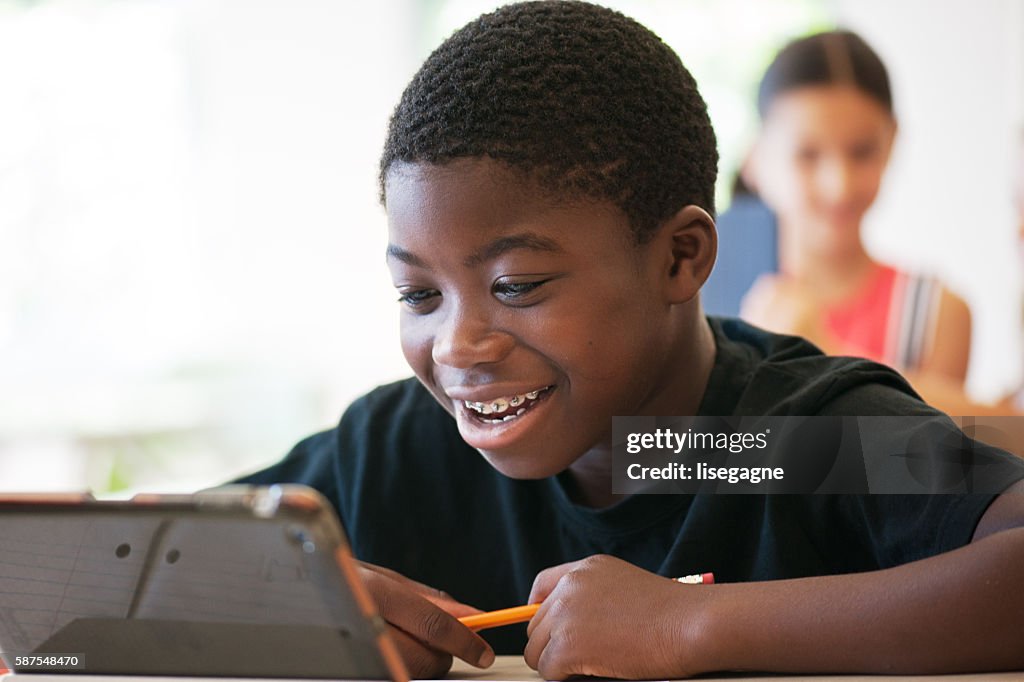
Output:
(237, 317), (1024, 653)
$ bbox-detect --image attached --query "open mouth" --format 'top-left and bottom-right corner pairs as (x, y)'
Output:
(462, 386), (554, 424)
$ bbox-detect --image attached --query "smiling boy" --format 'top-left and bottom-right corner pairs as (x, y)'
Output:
(385, 157), (716, 493)
(238, 2), (1024, 678)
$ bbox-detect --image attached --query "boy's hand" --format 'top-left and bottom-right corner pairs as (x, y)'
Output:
(524, 555), (711, 680)
(357, 561), (495, 678)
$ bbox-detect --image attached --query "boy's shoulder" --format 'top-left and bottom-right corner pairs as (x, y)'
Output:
(705, 316), (930, 418)
(235, 378), (451, 484)
(338, 378), (477, 461)
(350, 376), (439, 409)
(342, 377), (450, 432)
(235, 378), (480, 515)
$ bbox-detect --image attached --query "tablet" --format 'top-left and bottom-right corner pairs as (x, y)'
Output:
(0, 485), (408, 680)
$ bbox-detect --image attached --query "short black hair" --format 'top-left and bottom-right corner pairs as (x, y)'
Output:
(758, 30), (893, 118)
(379, 0), (718, 242)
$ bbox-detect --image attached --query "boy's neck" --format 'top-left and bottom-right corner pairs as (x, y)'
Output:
(562, 446), (624, 508)
(564, 312), (717, 509)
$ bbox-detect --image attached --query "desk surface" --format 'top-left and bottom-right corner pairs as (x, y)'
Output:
(0, 658), (1021, 681)
(447, 656), (1024, 681)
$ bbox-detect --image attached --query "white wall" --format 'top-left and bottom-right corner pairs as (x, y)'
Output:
(0, 0), (420, 491)
(835, 0), (1024, 399)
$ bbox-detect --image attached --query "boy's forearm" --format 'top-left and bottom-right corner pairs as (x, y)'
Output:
(694, 527), (1024, 675)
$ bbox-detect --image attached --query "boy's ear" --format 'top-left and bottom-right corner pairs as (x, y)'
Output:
(659, 204), (717, 304)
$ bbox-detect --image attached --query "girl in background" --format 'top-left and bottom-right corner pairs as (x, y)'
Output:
(739, 31), (972, 391)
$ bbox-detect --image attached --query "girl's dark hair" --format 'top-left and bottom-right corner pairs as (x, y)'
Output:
(757, 30), (893, 118)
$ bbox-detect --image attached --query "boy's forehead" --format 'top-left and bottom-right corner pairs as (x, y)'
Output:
(384, 159), (634, 257)
(386, 160), (619, 231)
(385, 159), (544, 211)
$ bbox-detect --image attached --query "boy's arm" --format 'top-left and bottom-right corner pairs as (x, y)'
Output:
(525, 481), (1024, 680)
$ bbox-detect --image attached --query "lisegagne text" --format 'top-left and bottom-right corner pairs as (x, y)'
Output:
(626, 462), (785, 484)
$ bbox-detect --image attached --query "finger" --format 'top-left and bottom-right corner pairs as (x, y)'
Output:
(387, 625), (453, 679)
(362, 571), (494, 667)
(358, 562), (449, 600)
(522, 604), (551, 671)
(528, 559), (584, 604)
(525, 589), (554, 638)
(431, 599), (483, 617)
(537, 634), (575, 681)
(358, 562), (482, 616)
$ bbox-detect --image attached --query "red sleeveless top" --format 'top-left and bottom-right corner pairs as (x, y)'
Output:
(823, 264), (937, 370)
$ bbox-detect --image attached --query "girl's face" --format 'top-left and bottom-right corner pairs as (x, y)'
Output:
(748, 84), (896, 255)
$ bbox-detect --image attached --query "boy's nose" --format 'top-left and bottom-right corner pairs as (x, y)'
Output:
(431, 308), (514, 369)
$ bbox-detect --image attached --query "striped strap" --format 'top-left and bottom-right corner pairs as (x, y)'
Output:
(886, 272), (938, 371)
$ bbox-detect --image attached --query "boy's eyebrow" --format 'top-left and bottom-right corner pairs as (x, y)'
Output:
(386, 233), (564, 269)
(386, 244), (429, 268)
(464, 233), (563, 266)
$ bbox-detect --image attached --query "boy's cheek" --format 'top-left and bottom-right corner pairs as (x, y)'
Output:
(398, 334), (452, 411)
(399, 327), (430, 371)
(409, 371), (455, 415)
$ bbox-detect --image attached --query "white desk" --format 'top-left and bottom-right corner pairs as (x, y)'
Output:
(447, 655), (1024, 681)
(2, 658), (1021, 681)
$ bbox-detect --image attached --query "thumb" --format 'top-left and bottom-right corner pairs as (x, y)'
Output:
(528, 559), (585, 604)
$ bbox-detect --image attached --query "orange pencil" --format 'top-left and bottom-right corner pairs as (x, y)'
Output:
(458, 603), (541, 631)
(458, 572), (714, 631)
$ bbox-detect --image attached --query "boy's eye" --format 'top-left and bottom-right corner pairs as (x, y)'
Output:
(397, 288), (440, 310)
(492, 278), (547, 303)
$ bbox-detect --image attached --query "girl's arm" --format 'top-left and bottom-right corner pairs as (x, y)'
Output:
(916, 285), (972, 384)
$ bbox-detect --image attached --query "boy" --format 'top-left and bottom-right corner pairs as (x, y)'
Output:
(239, 2), (1024, 678)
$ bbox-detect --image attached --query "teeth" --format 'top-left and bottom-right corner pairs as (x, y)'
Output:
(462, 387), (549, 417)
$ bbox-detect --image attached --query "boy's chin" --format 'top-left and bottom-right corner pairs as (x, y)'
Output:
(473, 447), (568, 480)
